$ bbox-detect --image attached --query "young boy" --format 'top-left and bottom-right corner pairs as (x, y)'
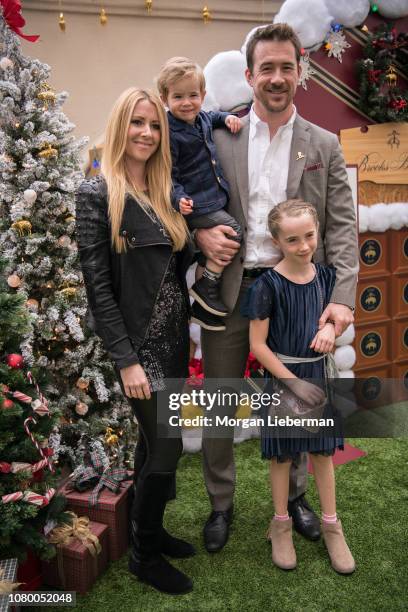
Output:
(157, 56), (242, 331)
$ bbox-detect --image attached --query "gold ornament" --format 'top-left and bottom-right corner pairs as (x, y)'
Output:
(14, 122), (20, 128)
(145, 0), (153, 13)
(386, 64), (397, 87)
(26, 298), (39, 311)
(65, 215), (75, 223)
(37, 83), (57, 110)
(202, 5), (212, 23)
(38, 143), (58, 159)
(100, 8), (108, 25)
(59, 12), (66, 32)
(361, 25), (369, 33)
(76, 377), (89, 390)
(7, 274), (22, 288)
(11, 219), (32, 237)
(75, 401), (88, 416)
(59, 287), (77, 297)
(104, 427), (119, 446)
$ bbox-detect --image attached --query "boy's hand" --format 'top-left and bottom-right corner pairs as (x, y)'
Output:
(310, 323), (335, 354)
(225, 115), (242, 134)
(179, 197), (193, 215)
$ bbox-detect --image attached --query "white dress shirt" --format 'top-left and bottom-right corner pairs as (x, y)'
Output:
(244, 105), (297, 269)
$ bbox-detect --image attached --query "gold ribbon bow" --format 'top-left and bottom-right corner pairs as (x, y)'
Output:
(48, 511), (101, 556)
(0, 568), (22, 594)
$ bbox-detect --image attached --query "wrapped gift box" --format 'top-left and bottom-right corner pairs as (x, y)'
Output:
(0, 558), (18, 612)
(41, 520), (108, 595)
(61, 479), (133, 561)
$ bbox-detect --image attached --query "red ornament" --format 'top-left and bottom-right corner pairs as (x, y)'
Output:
(187, 357), (204, 387)
(368, 69), (382, 84)
(389, 98), (407, 111)
(0, 0), (39, 42)
(31, 468), (44, 483)
(6, 353), (24, 369)
(244, 352), (261, 378)
(1, 398), (14, 409)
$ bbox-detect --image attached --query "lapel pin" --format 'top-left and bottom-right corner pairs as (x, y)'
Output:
(296, 151), (305, 161)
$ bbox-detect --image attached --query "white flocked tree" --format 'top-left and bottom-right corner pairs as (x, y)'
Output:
(0, 7), (135, 470)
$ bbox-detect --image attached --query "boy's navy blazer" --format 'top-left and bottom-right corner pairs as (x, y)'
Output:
(168, 110), (230, 217)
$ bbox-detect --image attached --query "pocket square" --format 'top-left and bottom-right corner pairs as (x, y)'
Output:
(304, 162), (324, 172)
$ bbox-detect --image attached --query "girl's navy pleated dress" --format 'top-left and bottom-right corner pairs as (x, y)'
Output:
(242, 264), (344, 463)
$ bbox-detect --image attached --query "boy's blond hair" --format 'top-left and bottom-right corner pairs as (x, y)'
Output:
(157, 56), (206, 99)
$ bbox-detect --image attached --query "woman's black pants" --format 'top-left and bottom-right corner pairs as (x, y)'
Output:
(128, 394), (182, 563)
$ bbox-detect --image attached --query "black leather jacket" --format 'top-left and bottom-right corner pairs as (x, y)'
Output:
(75, 175), (194, 370)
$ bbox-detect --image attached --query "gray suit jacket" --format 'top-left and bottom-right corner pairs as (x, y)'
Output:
(213, 113), (359, 311)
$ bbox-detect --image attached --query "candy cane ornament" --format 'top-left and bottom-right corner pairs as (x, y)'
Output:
(24, 416), (54, 473)
(12, 390), (32, 404)
(0, 459), (49, 474)
(26, 371), (49, 415)
(31, 399), (49, 416)
(1, 488), (55, 506)
(11, 459), (49, 473)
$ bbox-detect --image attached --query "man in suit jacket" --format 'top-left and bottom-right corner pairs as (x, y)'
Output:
(196, 23), (359, 553)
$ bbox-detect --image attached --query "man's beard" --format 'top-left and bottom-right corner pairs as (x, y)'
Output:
(262, 89), (291, 113)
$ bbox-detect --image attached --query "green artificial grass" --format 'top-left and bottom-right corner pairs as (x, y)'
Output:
(41, 438), (407, 612)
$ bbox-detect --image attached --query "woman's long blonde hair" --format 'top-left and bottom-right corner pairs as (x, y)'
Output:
(101, 87), (189, 253)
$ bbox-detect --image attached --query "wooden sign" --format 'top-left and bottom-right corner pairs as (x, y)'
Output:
(340, 122), (408, 185)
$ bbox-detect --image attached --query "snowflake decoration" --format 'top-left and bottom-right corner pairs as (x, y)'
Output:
(324, 30), (351, 63)
(299, 52), (315, 90)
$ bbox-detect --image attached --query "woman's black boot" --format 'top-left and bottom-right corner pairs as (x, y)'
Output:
(129, 472), (193, 595)
(160, 528), (196, 558)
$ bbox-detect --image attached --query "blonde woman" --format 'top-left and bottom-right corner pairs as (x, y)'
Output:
(76, 88), (194, 595)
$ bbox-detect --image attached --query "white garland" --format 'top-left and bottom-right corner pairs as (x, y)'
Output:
(358, 202), (408, 233)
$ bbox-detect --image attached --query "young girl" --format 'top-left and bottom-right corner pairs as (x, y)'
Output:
(245, 199), (355, 574)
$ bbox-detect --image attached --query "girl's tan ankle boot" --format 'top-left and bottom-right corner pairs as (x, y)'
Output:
(322, 520), (355, 574)
(266, 518), (297, 570)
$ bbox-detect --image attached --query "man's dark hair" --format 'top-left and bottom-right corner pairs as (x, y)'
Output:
(246, 23), (302, 72)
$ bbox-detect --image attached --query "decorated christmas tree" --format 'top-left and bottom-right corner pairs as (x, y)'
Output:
(0, 255), (65, 560)
(0, 3), (135, 470)
(357, 22), (408, 122)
